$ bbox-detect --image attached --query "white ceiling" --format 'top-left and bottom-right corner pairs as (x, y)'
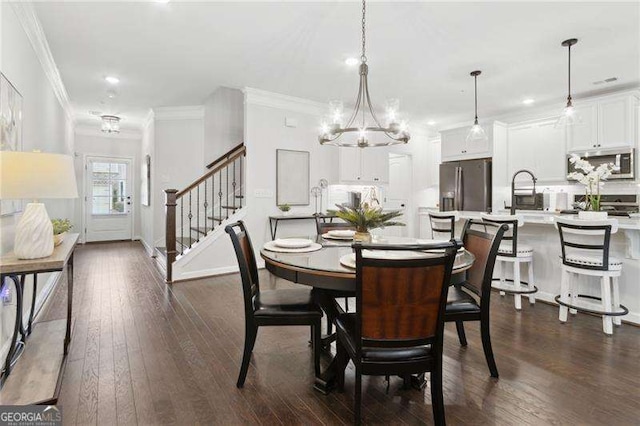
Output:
(34, 1), (640, 130)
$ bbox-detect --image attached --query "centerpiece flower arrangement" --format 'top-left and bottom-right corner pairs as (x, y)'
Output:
(51, 218), (73, 246)
(329, 203), (404, 242)
(567, 153), (618, 217)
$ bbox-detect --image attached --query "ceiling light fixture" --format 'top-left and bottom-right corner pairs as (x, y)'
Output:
(101, 115), (121, 134)
(427, 120), (436, 126)
(319, 0), (409, 148)
(105, 76), (120, 85)
(345, 57), (359, 66)
(465, 70), (488, 143)
(522, 98), (535, 105)
(556, 38), (581, 128)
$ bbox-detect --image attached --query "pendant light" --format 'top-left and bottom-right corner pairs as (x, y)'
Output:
(466, 70), (488, 143)
(556, 38), (581, 128)
(318, 0), (409, 147)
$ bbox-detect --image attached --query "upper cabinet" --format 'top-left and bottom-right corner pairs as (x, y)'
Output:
(338, 147), (389, 183)
(567, 94), (636, 151)
(440, 124), (493, 162)
(508, 119), (566, 182)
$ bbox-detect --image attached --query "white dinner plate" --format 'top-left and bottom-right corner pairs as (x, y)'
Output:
(264, 241), (322, 253)
(339, 250), (433, 269)
(273, 238), (313, 249)
(322, 233), (354, 240)
(328, 229), (356, 238)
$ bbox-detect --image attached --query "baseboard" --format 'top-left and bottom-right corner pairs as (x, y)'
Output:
(139, 238), (154, 257)
(534, 290), (639, 326)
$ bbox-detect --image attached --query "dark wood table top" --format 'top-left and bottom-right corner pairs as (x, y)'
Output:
(0, 233), (79, 275)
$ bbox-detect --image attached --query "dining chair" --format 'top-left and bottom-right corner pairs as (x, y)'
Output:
(445, 219), (507, 378)
(225, 220), (323, 388)
(334, 240), (460, 426)
(428, 211), (460, 240)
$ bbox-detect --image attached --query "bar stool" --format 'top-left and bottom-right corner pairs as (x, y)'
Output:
(428, 211), (460, 240)
(554, 217), (627, 335)
(481, 214), (537, 310)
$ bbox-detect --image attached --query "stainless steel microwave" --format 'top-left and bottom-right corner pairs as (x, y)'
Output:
(567, 148), (635, 180)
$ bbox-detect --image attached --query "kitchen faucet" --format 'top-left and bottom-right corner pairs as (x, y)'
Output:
(510, 169), (537, 214)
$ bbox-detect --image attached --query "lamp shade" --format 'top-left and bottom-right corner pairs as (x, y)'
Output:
(0, 151), (78, 200)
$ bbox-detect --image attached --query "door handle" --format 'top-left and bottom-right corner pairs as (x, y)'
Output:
(400, 204), (405, 207)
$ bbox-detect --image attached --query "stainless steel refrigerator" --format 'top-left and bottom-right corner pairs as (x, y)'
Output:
(439, 158), (492, 212)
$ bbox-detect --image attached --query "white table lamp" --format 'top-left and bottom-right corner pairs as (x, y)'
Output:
(0, 151), (78, 259)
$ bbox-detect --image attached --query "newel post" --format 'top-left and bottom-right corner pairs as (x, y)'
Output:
(165, 189), (179, 283)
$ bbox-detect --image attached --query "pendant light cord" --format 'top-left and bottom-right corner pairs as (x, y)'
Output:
(474, 74), (479, 125)
(361, 0), (367, 62)
(567, 43), (572, 105)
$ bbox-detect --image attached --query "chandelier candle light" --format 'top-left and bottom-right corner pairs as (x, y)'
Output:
(318, 0), (410, 148)
(466, 70), (488, 143)
(101, 114), (121, 134)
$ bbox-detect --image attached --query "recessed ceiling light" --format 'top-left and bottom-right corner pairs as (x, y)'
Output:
(522, 98), (535, 105)
(345, 57), (359, 66)
(105, 76), (119, 85)
(156, 0), (170, 3)
(427, 120), (436, 126)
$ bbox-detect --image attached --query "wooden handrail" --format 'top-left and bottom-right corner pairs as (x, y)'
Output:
(177, 146), (246, 199)
(205, 142), (245, 170)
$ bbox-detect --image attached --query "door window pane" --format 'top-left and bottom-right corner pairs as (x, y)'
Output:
(91, 161), (128, 215)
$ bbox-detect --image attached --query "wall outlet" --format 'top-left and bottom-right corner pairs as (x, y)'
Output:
(254, 189), (274, 198)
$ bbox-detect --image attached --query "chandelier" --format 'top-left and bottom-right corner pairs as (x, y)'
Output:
(318, 0), (409, 148)
(555, 38), (581, 128)
(101, 115), (121, 134)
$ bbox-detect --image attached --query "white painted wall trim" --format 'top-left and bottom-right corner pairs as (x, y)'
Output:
(243, 87), (325, 116)
(142, 109), (155, 130)
(154, 105), (205, 121)
(75, 126), (142, 139)
(10, 2), (74, 124)
(138, 236), (154, 257)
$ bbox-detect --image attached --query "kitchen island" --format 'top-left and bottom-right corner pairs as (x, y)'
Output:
(419, 208), (640, 325)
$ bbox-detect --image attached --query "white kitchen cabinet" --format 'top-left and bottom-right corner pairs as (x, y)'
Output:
(597, 96), (634, 148)
(566, 102), (598, 151)
(338, 147), (389, 183)
(567, 94), (636, 151)
(440, 124), (493, 162)
(507, 118), (566, 182)
(425, 138), (441, 188)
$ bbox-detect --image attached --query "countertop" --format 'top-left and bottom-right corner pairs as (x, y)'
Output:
(418, 207), (640, 231)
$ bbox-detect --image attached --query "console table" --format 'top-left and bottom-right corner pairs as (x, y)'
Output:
(0, 233), (78, 404)
(268, 214), (337, 240)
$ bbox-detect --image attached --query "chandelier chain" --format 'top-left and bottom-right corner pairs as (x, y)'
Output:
(361, 0), (367, 62)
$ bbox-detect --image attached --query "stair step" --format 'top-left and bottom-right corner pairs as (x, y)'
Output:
(208, 216), (227, 223)
(155, 247), (167, 258)
(235, 195), (244, 199)
(190, 226), (211, 236)
(177, 237), (198, 248)
(220, 206), (238, 210)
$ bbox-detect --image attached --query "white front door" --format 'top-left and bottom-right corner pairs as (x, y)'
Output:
(380, 153), (412, 237)
(85, 157), (133, 242)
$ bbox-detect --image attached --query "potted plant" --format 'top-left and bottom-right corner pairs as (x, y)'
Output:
(278, 204), (292, 216)
(329, 203), (404, 242)
(51, 218), (73, 246)
(568, 154), (618, 220)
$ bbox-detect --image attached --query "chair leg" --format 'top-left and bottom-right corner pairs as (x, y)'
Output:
(326, 314), (333, 336)
(559, 270), (569, 323)
(513, 262), (522, 310)
(354, 363), (362, 426)
(480, 317), (499, 378)
(569, 273), (578, 315)
(430, 362), (446, 426)
(612, 276), (622, 326)
(527, 259), (536, 305)
(601, 276), (613, 335)
(313, 321), (321, 376)
(237, 324), (258, 388)
(335, 341), (347, 391)
(455, 321), (468, 346)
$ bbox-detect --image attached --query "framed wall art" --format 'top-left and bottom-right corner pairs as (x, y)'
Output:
(276, 149), (310, 206)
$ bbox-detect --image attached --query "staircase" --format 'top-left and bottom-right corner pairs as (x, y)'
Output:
(157, 143), (246, 282)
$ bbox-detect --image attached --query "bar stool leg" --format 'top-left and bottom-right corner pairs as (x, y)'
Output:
(601, 276), (613, 335)
(559, 269), (569, 323)
(527, 259), (535, 305)
(496, 261), (505, 297)
(612, 276), (622, 326)
(513, 261), (522, 311)
(569, 273), (578, 315)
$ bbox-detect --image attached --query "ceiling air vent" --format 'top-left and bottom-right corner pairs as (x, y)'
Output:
(593, 77), (618, 85)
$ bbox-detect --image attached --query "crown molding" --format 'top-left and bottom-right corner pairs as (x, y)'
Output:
(10, 2), (74, 124)
(154, 105), (204, 120)
(243, 87), (325, 116)
(75, 125), (142, 140)
(142, 109), (154, 130)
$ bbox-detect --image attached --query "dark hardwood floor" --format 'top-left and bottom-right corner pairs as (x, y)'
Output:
(40, 241), (640, 425)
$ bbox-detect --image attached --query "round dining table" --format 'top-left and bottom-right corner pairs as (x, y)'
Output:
(260, 235), (475, 394)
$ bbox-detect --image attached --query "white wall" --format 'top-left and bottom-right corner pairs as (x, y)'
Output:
(204, 87), (243, 165)
(73, 128), (143, 243)
(152, 111), (205, 248)
(0, 2), (75, 361)
(140, 112), (155, 255)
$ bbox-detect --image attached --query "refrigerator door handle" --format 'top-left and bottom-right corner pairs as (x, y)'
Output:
(455, 166), (463, 210)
